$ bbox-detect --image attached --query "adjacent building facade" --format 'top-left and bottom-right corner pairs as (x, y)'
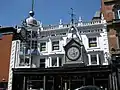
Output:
(101, 0), (120, 52)
(0, 27), (16, 89)
(101, 0), (120, 89)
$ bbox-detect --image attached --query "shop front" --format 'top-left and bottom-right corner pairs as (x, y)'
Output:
(12, 65), (113, 90)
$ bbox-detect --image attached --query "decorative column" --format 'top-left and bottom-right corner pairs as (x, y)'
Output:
(23, 76), (26, 90)
(49, 57), (52, 67)
(88, 54), (91, 65)
(57, 57), (59, 67)
(97, 54), (99, 65)
(109, 74), (112, 90)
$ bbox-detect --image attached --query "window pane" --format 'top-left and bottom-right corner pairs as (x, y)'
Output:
(89, 37), (97, 47)
(40, 58), (45, 62)
(91, 55), (97, 64)
(59, 57), (62, 66)
(19, 57), (29, 66)
(52, 57), (57, 66)
(40, 43), (46, 51)
(40, 58), (45, 68)
(51, 34), (55, 36)
(19, 58), (24, 66)
(52, 41), (59, 50)
(40, 64), (45, 68)
(32, 31), (38, 38)
(28, 40), (37, 49)
(99, 55), (102, 65)
(25, 58), (29, 66)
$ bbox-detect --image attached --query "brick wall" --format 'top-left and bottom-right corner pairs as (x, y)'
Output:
(0, 34), (13, 82)
(101, 0), (117, 50)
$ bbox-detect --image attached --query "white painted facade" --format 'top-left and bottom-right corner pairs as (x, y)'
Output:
(11, 17), (109, 68)
(8, 15), (110, 90)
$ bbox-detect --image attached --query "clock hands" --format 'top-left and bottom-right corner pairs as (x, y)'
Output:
(67, 46), (80, 61)
(69, 48), (78, 58)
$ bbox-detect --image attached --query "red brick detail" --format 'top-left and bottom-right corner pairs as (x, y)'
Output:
(0, 34), (13, 82)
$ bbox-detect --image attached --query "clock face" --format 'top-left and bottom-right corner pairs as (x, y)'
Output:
(20, 29), (26, 38)
(67, 46), (80, 61)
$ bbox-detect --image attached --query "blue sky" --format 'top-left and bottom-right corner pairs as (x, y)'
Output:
(0, 0), (101, 26)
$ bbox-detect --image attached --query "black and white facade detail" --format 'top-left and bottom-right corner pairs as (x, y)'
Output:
(64, 38), (88, 67)
(10, 14), (109, 68)
(8, 12), (110, 90)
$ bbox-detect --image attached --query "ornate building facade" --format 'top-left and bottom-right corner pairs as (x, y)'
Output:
(7, 10), (116, 90)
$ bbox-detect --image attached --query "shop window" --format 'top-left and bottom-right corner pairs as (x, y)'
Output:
(39, 58), (45, 68)
(88, 37), (97, 47)
(52, 41), (59, 50)
(40, 42), (46, 51)
(91, 55), (97, 64)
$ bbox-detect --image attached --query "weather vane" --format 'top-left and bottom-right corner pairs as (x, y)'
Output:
(70, 8), (75, 25)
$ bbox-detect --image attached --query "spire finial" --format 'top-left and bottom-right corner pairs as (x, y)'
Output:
(29, 0), (35, 17)
(59, 19), (62, 25)
(32, 0), (34, 12)
(101, 13), (104, 20)
(79, 16), (82, 22)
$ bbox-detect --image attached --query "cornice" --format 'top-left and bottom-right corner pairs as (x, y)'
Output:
(0, 27), (16, 33)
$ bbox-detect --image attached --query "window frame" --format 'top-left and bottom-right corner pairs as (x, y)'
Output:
(52, 41), (59, 51)
(90, 54), (97, 65)
(89, 54), (101, 65)
(50, 57), (62, 67)
(19, 56), (30, 66)
(28, 40), (37, 49)
(51, 57), (57, 67)
(39, 58), (45, 68)
(113, 4), (120, 20)
(88, 37), (97, 48)
(40, 42), (46, 52)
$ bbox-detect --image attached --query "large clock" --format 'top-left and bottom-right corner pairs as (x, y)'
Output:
(20, 29), (26, 39)
(67, 46), (80, 61)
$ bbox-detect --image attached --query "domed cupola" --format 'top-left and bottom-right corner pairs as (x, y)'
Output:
(25, 11), (38, 26)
